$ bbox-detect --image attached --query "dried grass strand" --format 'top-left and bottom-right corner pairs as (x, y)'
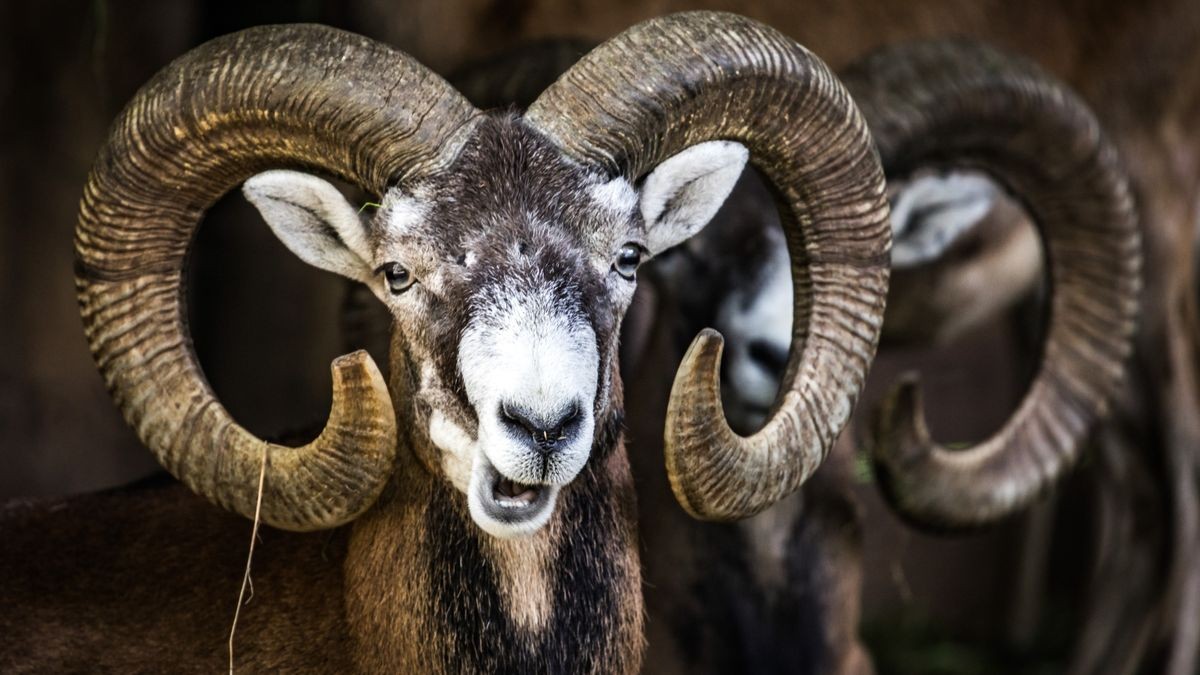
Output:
(228, 446), (267, 674)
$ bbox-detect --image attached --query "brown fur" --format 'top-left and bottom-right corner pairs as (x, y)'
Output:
(0, 478), (353, 672)
(0, 417), (642, 672)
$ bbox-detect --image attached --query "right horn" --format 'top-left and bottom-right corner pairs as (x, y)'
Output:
(77, 25), (479, 531)
(527, 12), (892, 521)
(845, 41), (1141, 530)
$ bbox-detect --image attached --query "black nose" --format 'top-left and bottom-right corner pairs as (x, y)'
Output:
(747, 339), (789, 374)
(500, 402), (581, 454)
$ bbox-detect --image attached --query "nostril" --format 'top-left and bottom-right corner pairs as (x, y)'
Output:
(500, 403), (536, 435)
(746, 339), (789, 374)
(499, 402), (581, 452)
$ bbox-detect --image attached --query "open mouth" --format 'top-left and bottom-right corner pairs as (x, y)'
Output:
(494, 475), (541, 507)
(468, 453), (559, 538)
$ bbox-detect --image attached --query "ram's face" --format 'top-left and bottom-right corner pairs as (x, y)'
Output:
(245, 114), (748, 537)
(372, 117), (641, 538)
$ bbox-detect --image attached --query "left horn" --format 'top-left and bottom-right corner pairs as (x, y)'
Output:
(76, 25), (478, 531)
(844, 41), (1141, 529)
(527, 11), (891, 521)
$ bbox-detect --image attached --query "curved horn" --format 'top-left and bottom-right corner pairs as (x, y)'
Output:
(527, 12), (891, 521)
(76, 25), (478, 531)
(843, 41), (1140, 529)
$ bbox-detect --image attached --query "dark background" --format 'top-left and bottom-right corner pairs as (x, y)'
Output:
(2, 1), (1196, 672)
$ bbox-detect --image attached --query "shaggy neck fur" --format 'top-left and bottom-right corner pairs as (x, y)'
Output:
(342, 361), (642, 673)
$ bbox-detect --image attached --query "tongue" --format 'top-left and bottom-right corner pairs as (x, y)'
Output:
(496, 477), (538, 502)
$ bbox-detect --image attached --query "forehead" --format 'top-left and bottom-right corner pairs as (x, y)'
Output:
(379, 113), (638, 255)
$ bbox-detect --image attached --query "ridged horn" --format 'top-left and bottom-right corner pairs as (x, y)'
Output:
(76, 25), (479, 531)
(527, 12), (891, 521)
(844, 41), (1141, 529)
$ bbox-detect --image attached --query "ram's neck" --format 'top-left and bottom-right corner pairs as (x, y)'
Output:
(342, 415), (642, 674)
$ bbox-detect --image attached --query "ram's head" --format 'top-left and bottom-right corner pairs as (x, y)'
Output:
(646, 40), (1141, 530)
(241, 122), (752, 536)
(75, 14), (892, 536)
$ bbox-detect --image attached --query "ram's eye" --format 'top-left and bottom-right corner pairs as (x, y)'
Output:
(613, 243), (643, 280)
(380, 262), (414, 294)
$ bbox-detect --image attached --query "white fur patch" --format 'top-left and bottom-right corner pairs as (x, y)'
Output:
(640, 141), (749, 254)
(890, 173), (999, 268)
(458, 276), (598, 488)
(380, 187), (430, 236)
(430, 410), (476, 492)
(243, 170), (372, 281)
(716, 230), (793, 430)
(588, 176), (638, 218)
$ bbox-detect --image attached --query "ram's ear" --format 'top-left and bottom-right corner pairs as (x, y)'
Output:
(890, 173), (1000, 268)
(243, 170), (374, 282)
(640, 140), (749, 256)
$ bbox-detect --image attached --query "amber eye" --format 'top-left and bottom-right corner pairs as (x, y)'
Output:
(379, 262), (414, 295)
(613, 243), (643, 280)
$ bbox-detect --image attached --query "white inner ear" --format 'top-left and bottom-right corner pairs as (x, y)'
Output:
(243, 170), (373, 282)
(640, 140), (749, 255)
(890, 172), (1000, 268)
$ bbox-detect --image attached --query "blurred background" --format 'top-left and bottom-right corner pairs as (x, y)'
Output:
(1, 1), (1197, 673)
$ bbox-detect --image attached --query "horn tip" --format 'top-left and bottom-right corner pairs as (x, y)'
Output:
(685, 328), (726, 365)
(871, 372), (932, 466)
(331, 350), (386, 385)
(329, 350), (395, 432)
